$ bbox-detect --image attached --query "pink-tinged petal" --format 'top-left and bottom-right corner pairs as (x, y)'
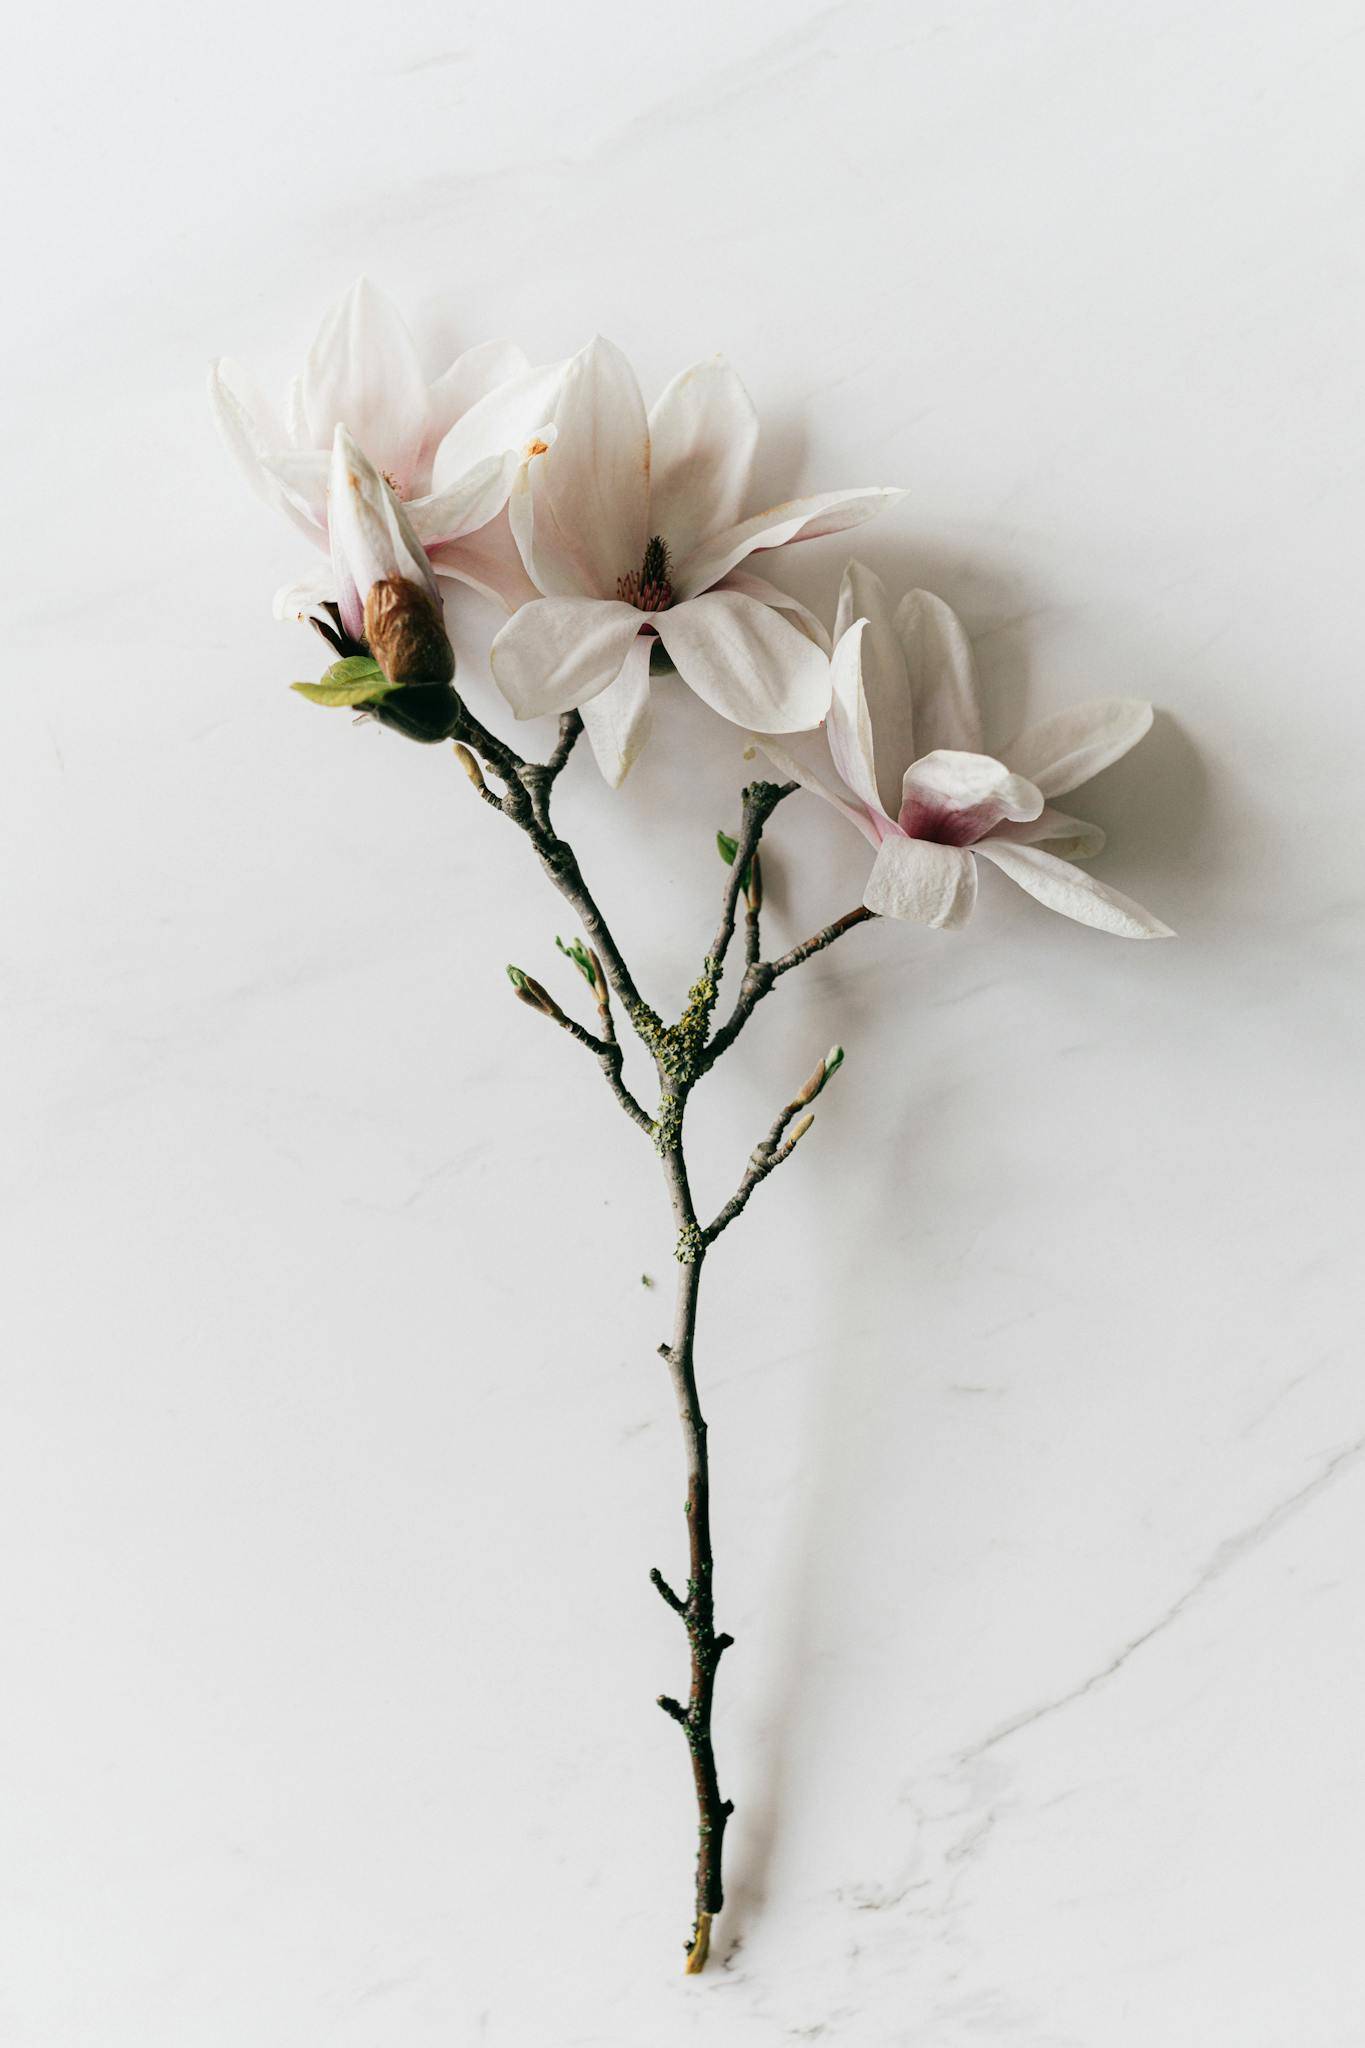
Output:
(579, 634), (655, 786)
(428, 509), (542, 614)
(408, 452), (519, 548)
(894, 589), (983, 755)
(300, 278), (429, 497)
(509, 337), (650, 601)
(753, 728), (885, 847)
(984, 807), (1106, 859)
(714, 569), (832, 654)
(418, 339), (531, 488)
(826, 618), (884, 818)
(835, 562), (915, 814)
(863, 835), (978, 928)
(647, 357), (759, 567)
(974, 841), (1173, 937)
(328, 426), (440, 639)
(651, 591), (832, 734)
(430, 359), (568, 492)
(489, 599), (645, 719)
(257, 449), (331, 533)
(673, 486), (905, 601)
(1002, 698), (1154, 798)
(900, 750), (1043, 845)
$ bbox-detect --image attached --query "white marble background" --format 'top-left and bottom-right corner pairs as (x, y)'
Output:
(5, 1), (1365, 2041)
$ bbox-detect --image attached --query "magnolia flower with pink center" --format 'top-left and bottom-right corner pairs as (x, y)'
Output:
(760, 563), (1172, 939)
(209, 278), (566, 621)
(489, 338), (905, 785)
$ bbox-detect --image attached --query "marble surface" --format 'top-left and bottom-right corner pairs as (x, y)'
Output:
(6, 2), (1365, 2041)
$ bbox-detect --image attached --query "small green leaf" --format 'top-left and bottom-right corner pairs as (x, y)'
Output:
(506, 965), (529, 989)
(716, 831), (739, 866)
(824, 1045), (845, 1079)
(555, 935), (597, 986)
(292, 655), (397, 708)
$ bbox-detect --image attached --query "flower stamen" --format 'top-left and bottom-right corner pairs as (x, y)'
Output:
(618, 534), (673, 612)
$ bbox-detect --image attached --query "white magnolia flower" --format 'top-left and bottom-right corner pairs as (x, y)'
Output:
(489, 337), (905, 785)
(760, 563), (1172, 939)
(208, 277), (565, 620)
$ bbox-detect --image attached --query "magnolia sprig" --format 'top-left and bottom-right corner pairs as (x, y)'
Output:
(213, 279), (1173, 1974)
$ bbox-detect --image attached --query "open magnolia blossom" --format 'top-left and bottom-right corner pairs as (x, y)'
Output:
(489, 337), (905, 785)
(759, 563), (1172, 939)
(208, 277), (567, 622)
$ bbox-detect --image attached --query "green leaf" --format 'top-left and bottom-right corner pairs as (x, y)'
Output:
(506, 965), (529, 989)
(824, 1045), (845, 1080)
(291, 655), (398, 708)
(716, 831), (739, 866)
(555, 935), (597, 987)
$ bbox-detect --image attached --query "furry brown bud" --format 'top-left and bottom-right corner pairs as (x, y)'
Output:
(363, 577), (455, 687)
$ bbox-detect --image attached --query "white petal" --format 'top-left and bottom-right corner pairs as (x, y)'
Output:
(579, 634), (655, 786)
(894, 590), (983, 754)
(209, 361), (322, 545)
(826, 619), (884, 817)
(328, 426), (441, 639)
(714, 569), (832, 654)
(753, 728), (884, 847)
(428, 509), (542, 613)
(984, 807), (1106, 859)
(899, 750), (1043, 845)
(489, 599), (645, 719)
(272, 564), (337, 622)
(647, 357), (759, 567)
(509, 337), (650, 601)
(408, 451), (520, 547)
(300, 278), (430, 496)
(834, 562), (915, 815)
(863, 835), (978, 929)
(418, 339), (531, 486)
(257, 449), (331, 532)
(430, 359), (568, 490)
(974, 840), (1173, 938)
(674, 486), (905, 601)
(651, 592), (832, 734)
(1002, 698), (1154, 798)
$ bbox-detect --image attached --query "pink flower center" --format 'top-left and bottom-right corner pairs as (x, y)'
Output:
(618, 534), (673, 612)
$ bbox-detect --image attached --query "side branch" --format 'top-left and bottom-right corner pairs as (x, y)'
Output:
(699, 905), (875, 1074)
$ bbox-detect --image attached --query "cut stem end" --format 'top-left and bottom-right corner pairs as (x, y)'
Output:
(684, 1911), (713, 1974)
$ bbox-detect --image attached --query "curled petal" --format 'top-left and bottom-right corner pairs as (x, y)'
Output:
(863, 834), (978, 928)
(490, 598), (644, 719)
(651, 591), (832, 734)
(984, 807), (1106, 859)
(826, 619), (884, 820)
(1002, 698), (1154, 798)
(834, 562), (914, 815)
(899, 750), (1043, 846)
(579, 634), (655, 786)
(209, 361), (322, 545)
(895, 589), (983, 755)
(272, 564), (338, 622)
(974, 840), (1173, 938)
(673, 486), (906, 601)
(647, 357), (759, 568)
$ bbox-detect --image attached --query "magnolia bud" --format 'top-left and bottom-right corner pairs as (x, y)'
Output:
(363, 577), (455, 688)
